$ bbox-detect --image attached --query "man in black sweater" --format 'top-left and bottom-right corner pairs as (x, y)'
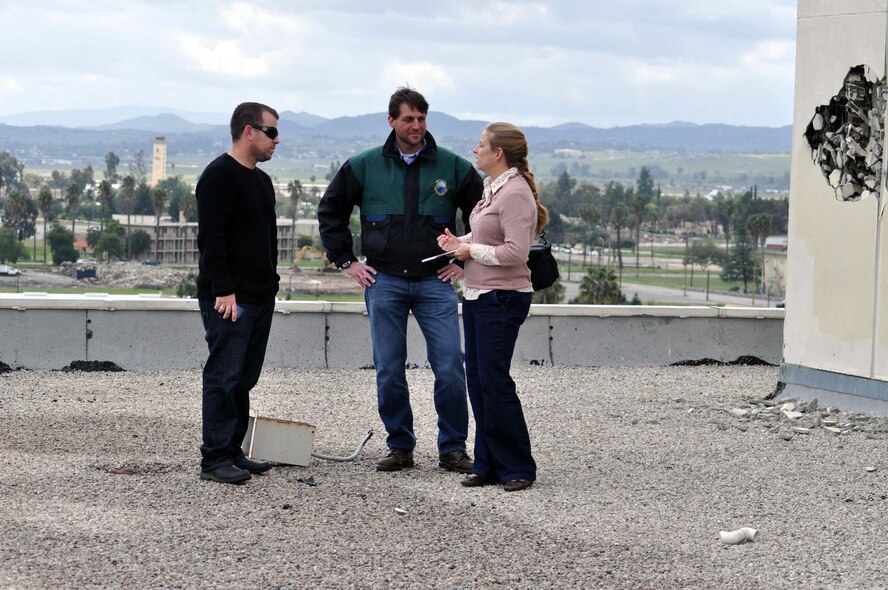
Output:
(195, 102), (281, 484)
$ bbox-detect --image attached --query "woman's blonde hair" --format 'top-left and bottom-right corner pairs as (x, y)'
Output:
(485, 122), (548, 236)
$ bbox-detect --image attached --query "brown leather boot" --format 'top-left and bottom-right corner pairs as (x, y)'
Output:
(438, 450), (473, 474)
(376, 448), (414, 471)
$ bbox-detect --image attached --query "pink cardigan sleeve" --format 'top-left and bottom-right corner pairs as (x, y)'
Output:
(492, 180), (537, 266)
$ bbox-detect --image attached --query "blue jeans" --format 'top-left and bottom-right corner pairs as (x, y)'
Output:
(199, 298), (275, 471)
(463, 290), (536, 483)
(364, 272), (468, 453)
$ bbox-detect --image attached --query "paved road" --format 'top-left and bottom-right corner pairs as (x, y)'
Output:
(561, 277), (780, 308)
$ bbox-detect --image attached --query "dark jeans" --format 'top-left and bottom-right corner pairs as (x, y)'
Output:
(463, 290), (536, 483)
(199, 298), (274, 471)
(363, 272), (468, 452)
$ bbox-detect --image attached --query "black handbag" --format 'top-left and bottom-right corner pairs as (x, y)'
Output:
(527, 231), (559, 291)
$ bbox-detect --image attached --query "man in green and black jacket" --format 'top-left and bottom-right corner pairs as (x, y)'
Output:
(318, 87), (483, 475)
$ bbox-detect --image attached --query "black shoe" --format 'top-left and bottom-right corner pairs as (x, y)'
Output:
(234, 456), (273, 475)
(200, 464), (251, 484)
(439, 450), (473, 474)
(460, 474), (494, 488)
(376, 448), (414, 471)
(503, 479), (533, 492)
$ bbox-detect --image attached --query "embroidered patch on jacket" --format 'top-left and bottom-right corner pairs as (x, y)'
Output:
(434, 179), (449, 196)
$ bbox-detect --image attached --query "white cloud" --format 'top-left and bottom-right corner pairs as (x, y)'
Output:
(0, 0), (799, 127)
(0, 78), (23, 93)
(178, 36), (269, 77)
(380, 62), (456, 94)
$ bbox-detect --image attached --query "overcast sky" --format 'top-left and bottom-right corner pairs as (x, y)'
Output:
(0, 0), (798, 127)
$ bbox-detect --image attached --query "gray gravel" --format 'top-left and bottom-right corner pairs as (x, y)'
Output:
(1, 365), (886, 589)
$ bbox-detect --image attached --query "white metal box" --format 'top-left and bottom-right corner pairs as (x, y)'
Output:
(242, 412), (316, 466)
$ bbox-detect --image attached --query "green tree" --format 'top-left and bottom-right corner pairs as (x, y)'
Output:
(636, 166), (654, 198)
(2, 189), (37, 241)
(95, 218), (127, 261)
(129, 150), (148, 185)
(684, 238), (723, 289)
(532, 278), (565, 304)
(721, 229), (755, 293)
(0, 227), (20, 262)
(0, 152), (25, 195)
(150, 187), (168, 259)
(574, 266), (622, 304)
(128, 229), (152, 258)
(38, 186), (53, 264)
(104, 151), (120, 182)
(47, 222), (78, 266)
(50, 170), (68, 191)
(176, 272), (197, 298)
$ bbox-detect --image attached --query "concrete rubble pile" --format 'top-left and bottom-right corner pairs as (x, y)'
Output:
(714, 397), (888, 443)
(805, 64), (886, 202)
(56, 260), (191, 289)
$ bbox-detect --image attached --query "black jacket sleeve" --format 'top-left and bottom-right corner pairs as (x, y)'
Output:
(317, 161), (363, 267)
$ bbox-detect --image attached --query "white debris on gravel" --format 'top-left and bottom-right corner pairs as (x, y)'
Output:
(1, 365), (886, 589)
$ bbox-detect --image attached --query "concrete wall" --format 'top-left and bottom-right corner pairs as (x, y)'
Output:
(786, 0), (888, 378)
(0, 295), (784, 371)
(777, 0), (888, 413)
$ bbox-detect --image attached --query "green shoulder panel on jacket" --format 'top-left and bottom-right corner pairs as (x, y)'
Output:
(349, 147), (404, 215)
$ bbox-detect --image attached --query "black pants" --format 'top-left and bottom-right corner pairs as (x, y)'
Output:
(463, 290), (536, 483)
(198, 299), (274, 471)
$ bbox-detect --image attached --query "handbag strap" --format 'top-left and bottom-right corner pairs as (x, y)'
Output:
(538, 230), (550, 247)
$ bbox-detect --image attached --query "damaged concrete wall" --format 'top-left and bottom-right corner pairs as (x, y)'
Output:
(783, 0), (888, 405)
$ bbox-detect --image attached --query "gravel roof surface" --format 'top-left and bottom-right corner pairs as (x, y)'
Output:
(1, 365), (886, 589)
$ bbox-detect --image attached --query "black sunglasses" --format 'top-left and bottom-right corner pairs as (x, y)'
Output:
(251, 124), (279, 140)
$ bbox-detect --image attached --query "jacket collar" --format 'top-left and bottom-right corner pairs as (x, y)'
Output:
(382, 130), (439, 163)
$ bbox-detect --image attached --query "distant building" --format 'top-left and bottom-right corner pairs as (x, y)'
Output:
(110, 214), (320, 265)
(553, 149), (583, 158)
(151, 136), (167, 186)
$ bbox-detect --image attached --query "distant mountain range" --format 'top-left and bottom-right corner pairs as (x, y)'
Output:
(0, 106), (792, 159)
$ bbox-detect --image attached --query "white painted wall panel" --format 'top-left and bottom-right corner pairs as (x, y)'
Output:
(784, 1), (887, 377)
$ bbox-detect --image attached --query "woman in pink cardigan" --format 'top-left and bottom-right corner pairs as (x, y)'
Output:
(437, 122), (548, 492)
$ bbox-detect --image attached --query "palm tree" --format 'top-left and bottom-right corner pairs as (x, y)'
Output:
(611, 202), (629, 284)
(578, 204), (601, 268)
(65, 183), (80, 237)
(577, 266), (622, 304)
(746, 213), (772, 294)
(97, 180), (113, 233)
(287, 179), (304, 263)
(178, 192), (197, 263)
(645, 202), (659, 269)
(38, 186), (53, 264)
(119, 175), (136, 259)
(631, 193), (648, 277)
(150, 187), (168, 260)
(722, 196), (736, 256)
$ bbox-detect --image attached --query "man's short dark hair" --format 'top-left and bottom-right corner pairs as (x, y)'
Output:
(230, 102), (279, 141)
(388, 87), (429, 118)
